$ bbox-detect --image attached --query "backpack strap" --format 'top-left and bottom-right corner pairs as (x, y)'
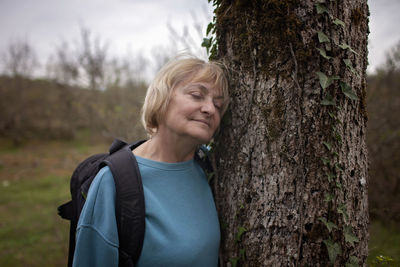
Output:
(109, 139), (129, 154)
(102, 140), (146, 267)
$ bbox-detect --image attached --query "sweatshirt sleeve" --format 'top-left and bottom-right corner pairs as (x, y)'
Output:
(72, 167), (119, 267)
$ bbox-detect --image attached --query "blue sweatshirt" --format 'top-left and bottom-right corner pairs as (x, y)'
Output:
(72, 155), (220, 267)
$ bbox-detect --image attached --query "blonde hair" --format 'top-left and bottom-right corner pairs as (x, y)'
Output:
(141, 55), (229, 136)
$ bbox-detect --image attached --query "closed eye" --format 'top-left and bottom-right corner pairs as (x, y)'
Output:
(190, 92), (203, 99)
(214, 102), (222, 111)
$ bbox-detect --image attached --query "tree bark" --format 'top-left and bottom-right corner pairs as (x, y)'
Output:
(212, 0), (369, 266)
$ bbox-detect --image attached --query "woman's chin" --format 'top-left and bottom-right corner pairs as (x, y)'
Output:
(188, 131), (212, 145)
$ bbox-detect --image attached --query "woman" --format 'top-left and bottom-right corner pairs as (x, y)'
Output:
(72, 55), (229, 267)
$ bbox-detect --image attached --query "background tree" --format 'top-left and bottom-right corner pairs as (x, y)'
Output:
(45, 27), (107, 90)
(0, 27), (148, 143)
(77, 27), (108, 90)
(46, 41), (80, 86)
(367, 41), (400, 225)
(151, 8), (211, 74)
(1, 38), (38, 78)
(211, 0), (369, 266)
(0, 39), (39, 144)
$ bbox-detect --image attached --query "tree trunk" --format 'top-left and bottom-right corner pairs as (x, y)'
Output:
(212, 0), (369, 266)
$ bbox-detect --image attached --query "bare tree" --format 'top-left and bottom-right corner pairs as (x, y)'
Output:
(212, 0), (369, 266)
(77, 27), (108, 90)
(150, 4), (212, 75)
(46, 27), (109, 90)
(1, 38), (38, 77)
(382, 40), (400, 73)
(46, 41), (80, 85)
(104, 53), (148, 89)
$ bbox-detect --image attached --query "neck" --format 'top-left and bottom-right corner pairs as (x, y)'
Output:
(133, 131), (198, 163)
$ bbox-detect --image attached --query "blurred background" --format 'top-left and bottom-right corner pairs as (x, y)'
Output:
(0, 0), (399, 265)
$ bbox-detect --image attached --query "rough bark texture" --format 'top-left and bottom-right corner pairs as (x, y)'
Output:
(212, 0), (369, 266)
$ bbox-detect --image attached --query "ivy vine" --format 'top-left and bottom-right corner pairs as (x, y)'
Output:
(201, 0), (220, 59)
(314, 0), (360, 266)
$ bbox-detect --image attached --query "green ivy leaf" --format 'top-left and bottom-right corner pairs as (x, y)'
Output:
(323, 239), (342, 264)
(318, 31), (330, 43)
(206, 171), (215, 182)
(206, 22), (215, 35)
(322, 141), (332, 151)
(316, 71), (328, 89)
(325, 44), (332, 51)
(315, 71), (339, 89)
(321, 94), (336, 106)
(321, 157), (330, 165)
(335, 163), (344, 172)
(324, 193), (335, 202)
(338, 43), (359, 55)
(340, 82), (359, 100)
(337, 204), (349, 222)
(343, 58), (352, 67)
(334, 132), (342, 142)
(332, 150), (339, 158)
(317, 47), (331, 59)
(344, 225), (359, 246)
(229, 257), (239, 267)
(235, 226), (248, 242)
(327, 172), (336, 182)
(201, 37), (212, 48)
(201, 37), (213, 54)
(345, 256), (359, 267)
(328, 111), (336, 119)
(319, 217), (338, 232)
(210, 43), (218, 59)
(343, 59), (357, 74)
(332, 126), (342, 142)
(239, 248), (246, 261)
(333, 18), (345, 27)
(315, 3), (329, 14)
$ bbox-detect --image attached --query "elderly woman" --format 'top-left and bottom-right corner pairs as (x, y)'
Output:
(72, 56), (229, 267)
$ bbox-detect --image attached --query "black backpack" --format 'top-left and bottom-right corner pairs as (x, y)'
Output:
(57, 139), (147, 267)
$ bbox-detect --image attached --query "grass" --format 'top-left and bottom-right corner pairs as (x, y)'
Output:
(0, 138), (399, 266)
(368, 220), (400, 266)
(0, 138), (108, 266)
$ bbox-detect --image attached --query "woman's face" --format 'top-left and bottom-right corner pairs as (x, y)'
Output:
(159, 81), (224, 145)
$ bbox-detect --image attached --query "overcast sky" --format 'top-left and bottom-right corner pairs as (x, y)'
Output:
(0, 0), (399, 76)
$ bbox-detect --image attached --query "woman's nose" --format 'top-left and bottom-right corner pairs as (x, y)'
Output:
(201, 99), (215, 115)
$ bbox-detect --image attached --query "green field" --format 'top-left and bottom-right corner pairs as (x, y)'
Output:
(368, 221), (400, 266)
(0, 139), (108, 266)
(0, 139), (398, 266)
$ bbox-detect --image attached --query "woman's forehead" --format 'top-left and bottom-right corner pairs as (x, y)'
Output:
(174, 66), (227, 99)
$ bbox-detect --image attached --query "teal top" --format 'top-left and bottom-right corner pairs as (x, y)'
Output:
(72, 155), (220, 267)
